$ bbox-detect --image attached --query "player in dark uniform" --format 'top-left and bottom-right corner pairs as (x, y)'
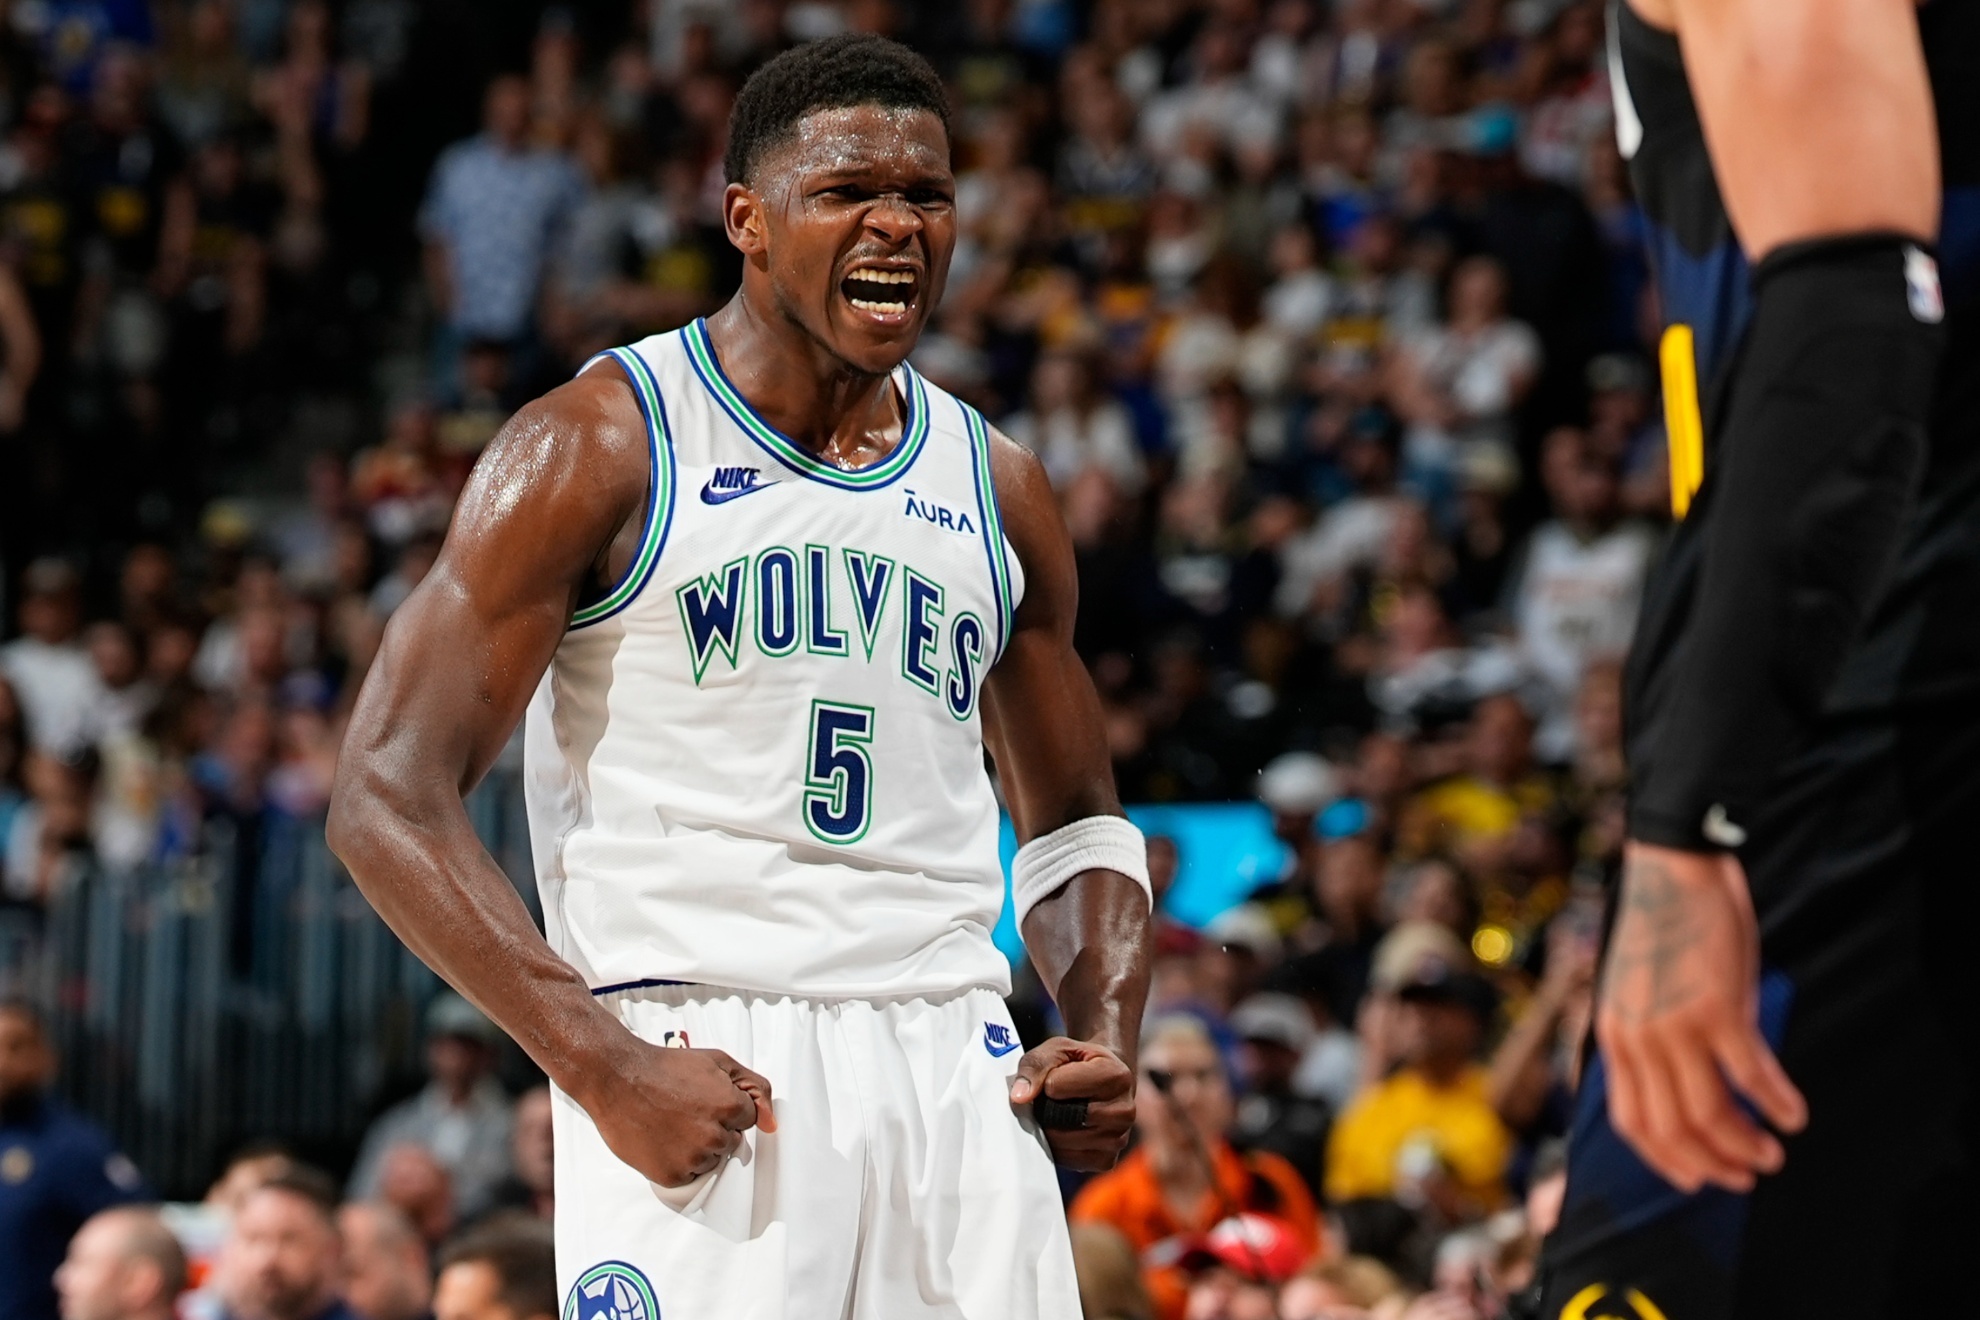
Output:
(1538, 0), (1980, 1316)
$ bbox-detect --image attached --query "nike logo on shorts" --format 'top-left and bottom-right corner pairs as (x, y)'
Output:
(984, 1023), (1020, 1057)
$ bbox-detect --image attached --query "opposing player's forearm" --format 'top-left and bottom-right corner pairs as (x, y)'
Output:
(1020, 871), (1151, 1064)
(328, 767), (625, 1100)
(1629, 239), (1944, 849)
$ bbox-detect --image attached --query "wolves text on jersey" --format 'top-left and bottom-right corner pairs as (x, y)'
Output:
(676, 545), (989, 721)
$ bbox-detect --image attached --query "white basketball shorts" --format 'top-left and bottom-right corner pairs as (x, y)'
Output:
(550, 984), (1081, 1320)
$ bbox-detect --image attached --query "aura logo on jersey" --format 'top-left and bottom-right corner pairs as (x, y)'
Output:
(674, 546), (989, 721)
(901, 488), (977, 534)
(565, 1262), (660, 1320)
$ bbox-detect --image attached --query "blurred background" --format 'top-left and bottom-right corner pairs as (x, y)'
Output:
(0, 1), (1664, 1318)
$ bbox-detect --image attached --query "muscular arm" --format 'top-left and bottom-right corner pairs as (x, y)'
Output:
(980, 432), (1151, 1168)
(328, 365), (773, 1186)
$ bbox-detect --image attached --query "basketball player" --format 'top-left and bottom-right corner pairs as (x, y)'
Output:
(328, 37), (1151, 1320)
(1538, 0), (1980, 1316)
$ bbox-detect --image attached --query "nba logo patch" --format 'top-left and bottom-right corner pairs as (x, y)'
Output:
(565, 1262), (660, 1320)
(1905, 245), (1944, 324)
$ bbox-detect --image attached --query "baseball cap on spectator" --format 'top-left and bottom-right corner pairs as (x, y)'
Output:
(424, 993), (502, 1046)
(1373, 921), (1498, 1020)
(1176, 1214), (1310, 1283)
(1228, 993), (1316, 1054)
(1370, 921), (1473, 995)
(1256, 753), (1337, 817)
(1205, 904), (1283, 965)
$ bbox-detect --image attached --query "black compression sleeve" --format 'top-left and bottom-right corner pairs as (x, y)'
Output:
(1628, 234), (1945, 851)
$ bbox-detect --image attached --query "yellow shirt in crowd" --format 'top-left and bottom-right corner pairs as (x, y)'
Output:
(1324, 1064), (1512, 1209)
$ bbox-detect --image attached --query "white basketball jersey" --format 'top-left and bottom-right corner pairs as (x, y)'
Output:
(523, 320), (1025, 999)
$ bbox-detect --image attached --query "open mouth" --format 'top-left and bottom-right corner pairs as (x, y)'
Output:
(840, 268), (921, 320)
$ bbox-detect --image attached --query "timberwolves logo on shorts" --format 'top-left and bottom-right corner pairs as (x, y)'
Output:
(565, 1262), (660, 1320)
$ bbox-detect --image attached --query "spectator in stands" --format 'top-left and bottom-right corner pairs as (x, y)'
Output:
(1325, 925), (1511, 1221)
(53, 1206), (186, 1320)
(1276, 1255), (1407, 1319)
(336, 1204), (430, 1320)
(485, 1086), (553, 1222)
(1390, 257), (1541, 511)
(218, 1168), (353, 1320)
(1227, 993), (1333, 1194)
(1070, 1222), (1155, 1320)
(1176, 1214), (1310, 1319)
(1509, 427), (1655, 762)
(1073, 1016), (1322, 1320)
(372, 1142), (455, 1251)
(432, 1219), (557, 1320)
(1, 561), (101, 759)
(1005, 348), (1147, 497)
(419, 74), (583, 382)
(0, 999), (147, 1320)
(347, 993), (512, 1223)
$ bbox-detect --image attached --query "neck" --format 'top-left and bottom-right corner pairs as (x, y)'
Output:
(1417, 1056), (1468, 1087)
(704, 292), (903, 459)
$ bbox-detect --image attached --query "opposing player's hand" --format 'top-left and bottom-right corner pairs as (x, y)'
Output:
(583, 1038), (777, 1188)
(1009, 1037), (1135, 1170)
(1596, 842), (1807, 1194)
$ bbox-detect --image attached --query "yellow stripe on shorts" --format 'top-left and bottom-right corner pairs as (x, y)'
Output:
(1660, 323), (1705, 518)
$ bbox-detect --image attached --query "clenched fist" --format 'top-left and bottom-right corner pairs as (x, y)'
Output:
(578, 1037), (777, 1187)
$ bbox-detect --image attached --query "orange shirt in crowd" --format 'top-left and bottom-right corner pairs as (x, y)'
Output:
(1071, 1141), (1324, 1320)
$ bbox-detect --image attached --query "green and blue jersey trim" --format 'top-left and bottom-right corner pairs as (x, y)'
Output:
(960, 400), (1015, 662)
(683, 317), (930, 491)
(571, 346), (676, 629)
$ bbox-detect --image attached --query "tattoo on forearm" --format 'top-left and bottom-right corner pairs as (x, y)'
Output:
(1602, 856), (1705, 1023)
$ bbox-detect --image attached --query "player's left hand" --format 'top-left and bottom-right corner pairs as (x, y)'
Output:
(1009, 1036), (1136, 1170)
(1596, 841), (1808, 1194)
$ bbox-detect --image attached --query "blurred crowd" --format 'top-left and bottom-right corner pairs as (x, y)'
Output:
(0, 0), (1677, 1318)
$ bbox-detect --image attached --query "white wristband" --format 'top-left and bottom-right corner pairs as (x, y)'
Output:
(1010, 815), (1152, 931)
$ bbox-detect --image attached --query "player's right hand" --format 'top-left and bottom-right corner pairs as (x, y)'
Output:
(583, 1039), (777, 1187)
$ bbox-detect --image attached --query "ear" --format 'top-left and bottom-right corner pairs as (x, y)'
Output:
(724, 182), (767, 259)
(122, 1260), (163, 1314)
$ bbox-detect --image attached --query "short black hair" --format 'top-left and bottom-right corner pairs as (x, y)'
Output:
(724, 34), (950, 186)
(440, 1217), (558, 1320)
(256, 1166), (341, 1226)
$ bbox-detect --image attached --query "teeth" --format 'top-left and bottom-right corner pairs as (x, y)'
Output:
(850, 270), (914, 284)
(850, 297), (908, 313)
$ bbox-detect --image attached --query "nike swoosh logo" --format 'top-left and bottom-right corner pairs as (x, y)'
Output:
(700, 479), (779, 505)
(984, 1029), (1020, 1057)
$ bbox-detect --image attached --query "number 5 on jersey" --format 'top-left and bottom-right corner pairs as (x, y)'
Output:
(805, 700), (874, 844)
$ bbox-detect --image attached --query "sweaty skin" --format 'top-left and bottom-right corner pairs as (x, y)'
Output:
(1601, 0), (1937, 1194)
(327, 104), (1150, 1186)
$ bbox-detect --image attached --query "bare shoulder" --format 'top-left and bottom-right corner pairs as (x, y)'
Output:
(984, 423), (1075, 628)
(448, 360), (650, 565)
